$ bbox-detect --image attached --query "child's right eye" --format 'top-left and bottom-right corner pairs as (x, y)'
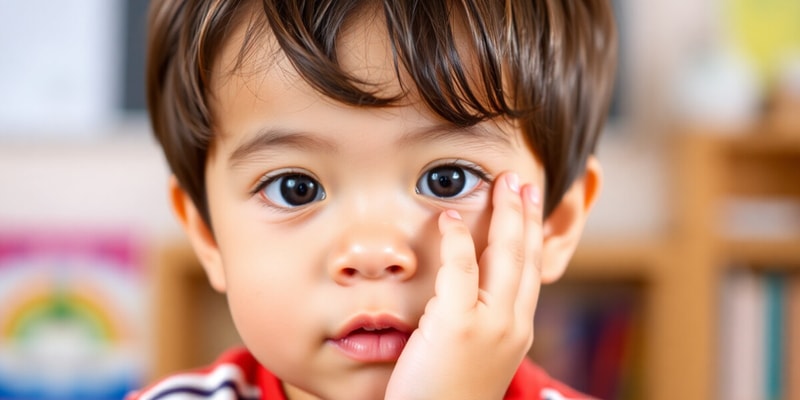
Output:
(256, 173), (326, 208)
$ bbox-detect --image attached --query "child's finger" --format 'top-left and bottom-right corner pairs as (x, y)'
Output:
(435, 209), (480, 312)
(516, 184), (544, 320)
(479, 172), (526, 310)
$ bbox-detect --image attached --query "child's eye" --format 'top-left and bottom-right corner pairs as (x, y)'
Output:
(257, 173), (326, 208)
(416, 163), (488, 199)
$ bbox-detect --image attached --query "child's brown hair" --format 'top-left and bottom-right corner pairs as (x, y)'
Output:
(146, 0), (617, 226)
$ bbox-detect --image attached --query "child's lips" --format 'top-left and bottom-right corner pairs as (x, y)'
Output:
(329, 314), (413, 363)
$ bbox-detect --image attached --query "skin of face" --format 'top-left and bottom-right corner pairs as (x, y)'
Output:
(170, 8), (602, 400)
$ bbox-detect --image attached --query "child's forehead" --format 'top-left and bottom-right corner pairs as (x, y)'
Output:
(212, 4), (403, 101)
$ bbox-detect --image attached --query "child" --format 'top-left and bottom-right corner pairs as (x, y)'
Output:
(132, 0), (616, 399)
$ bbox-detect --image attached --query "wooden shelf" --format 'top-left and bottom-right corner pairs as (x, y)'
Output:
(566, 239), (664, 281)
(722, 238), (800, 267)
(724, 132), (800, 154)
(664, 131), (800, 400)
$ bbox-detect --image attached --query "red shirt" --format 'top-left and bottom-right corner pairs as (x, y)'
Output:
(127, 347), (591, 399)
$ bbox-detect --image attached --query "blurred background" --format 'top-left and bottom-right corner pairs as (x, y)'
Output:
(0, 0), (798, 399)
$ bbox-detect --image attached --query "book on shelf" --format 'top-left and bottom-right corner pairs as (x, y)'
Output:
(788, 275), (800, 400)
(718, 265), (800, 400)
(721, 197), (800, 240)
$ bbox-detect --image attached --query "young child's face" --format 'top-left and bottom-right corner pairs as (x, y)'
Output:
(200, 15), (545, 400)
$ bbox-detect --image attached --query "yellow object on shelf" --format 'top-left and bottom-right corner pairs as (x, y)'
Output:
(727, 0), (800, 82)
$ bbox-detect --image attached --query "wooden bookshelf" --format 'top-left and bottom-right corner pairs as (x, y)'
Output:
(526, 130), (799, 399)
(660, 129), (800, 400)
(148, 128), (800, 399)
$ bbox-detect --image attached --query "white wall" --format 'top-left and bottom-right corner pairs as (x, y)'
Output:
(0, 0), (124, 136)
(0, 121), (181, 241)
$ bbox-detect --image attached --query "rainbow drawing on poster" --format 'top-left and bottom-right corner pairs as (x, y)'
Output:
(3, 288), (125, 344)
(0, 232), (148, 400)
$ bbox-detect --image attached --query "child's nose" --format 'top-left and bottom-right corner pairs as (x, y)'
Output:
(326, 226), (418, 285)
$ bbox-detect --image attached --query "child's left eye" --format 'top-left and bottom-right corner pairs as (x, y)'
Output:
(416, 164), (488, 199)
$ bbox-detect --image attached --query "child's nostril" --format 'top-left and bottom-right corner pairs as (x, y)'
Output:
(342, 267), (357, 277)
(387, 265), (403, 274)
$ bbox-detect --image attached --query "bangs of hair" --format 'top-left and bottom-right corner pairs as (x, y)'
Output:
(228, 0), (530, 127)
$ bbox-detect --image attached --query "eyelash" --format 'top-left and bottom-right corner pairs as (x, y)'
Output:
(250, 168), (305, 196)
(249, 161), (493, 210)
(417, 160), (493, 200)
(433, 160), (492, 181)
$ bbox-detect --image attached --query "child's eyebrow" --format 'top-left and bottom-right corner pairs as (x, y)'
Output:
(396, 122), (512, 148)
(227, 122), (513, 169)
(227, 128), (338, 169)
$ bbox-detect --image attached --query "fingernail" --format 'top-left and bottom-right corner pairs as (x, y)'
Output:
(529, 185), (542, 206)
(505, 173), (520, 193)
(445, 209), (462, 220)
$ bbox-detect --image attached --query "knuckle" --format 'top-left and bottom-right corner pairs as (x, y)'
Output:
(533, 254), (544, 273)
(505, 240), (526, 266)
(506, 197), (525, 216)
(448, 221), (472, 237)
(526, 205), (543, 225)
(483, 317), (510, 340)
(450, 317), (476, 339)
(523, 330), (534, 351)
(483, 241), (525, 267)
(511, 323), (534, 349)
(452, 255), (478, 273)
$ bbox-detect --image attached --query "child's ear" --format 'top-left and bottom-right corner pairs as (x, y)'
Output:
(540, 156), (603, 284)
(169, 176), (227, 293)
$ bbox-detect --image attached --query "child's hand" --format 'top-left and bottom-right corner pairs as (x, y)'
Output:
(386, 172), (543, 400)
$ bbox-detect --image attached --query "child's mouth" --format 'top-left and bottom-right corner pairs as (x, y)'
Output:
(329, 315), (413, 362)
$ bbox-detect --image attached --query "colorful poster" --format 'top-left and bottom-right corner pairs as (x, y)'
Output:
(0, 232), (148, 399)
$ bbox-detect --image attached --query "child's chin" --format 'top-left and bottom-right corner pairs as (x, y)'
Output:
(312, 385), (388, 400)
(292, 369), (393, 400)
(336, 375), (391, 400)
